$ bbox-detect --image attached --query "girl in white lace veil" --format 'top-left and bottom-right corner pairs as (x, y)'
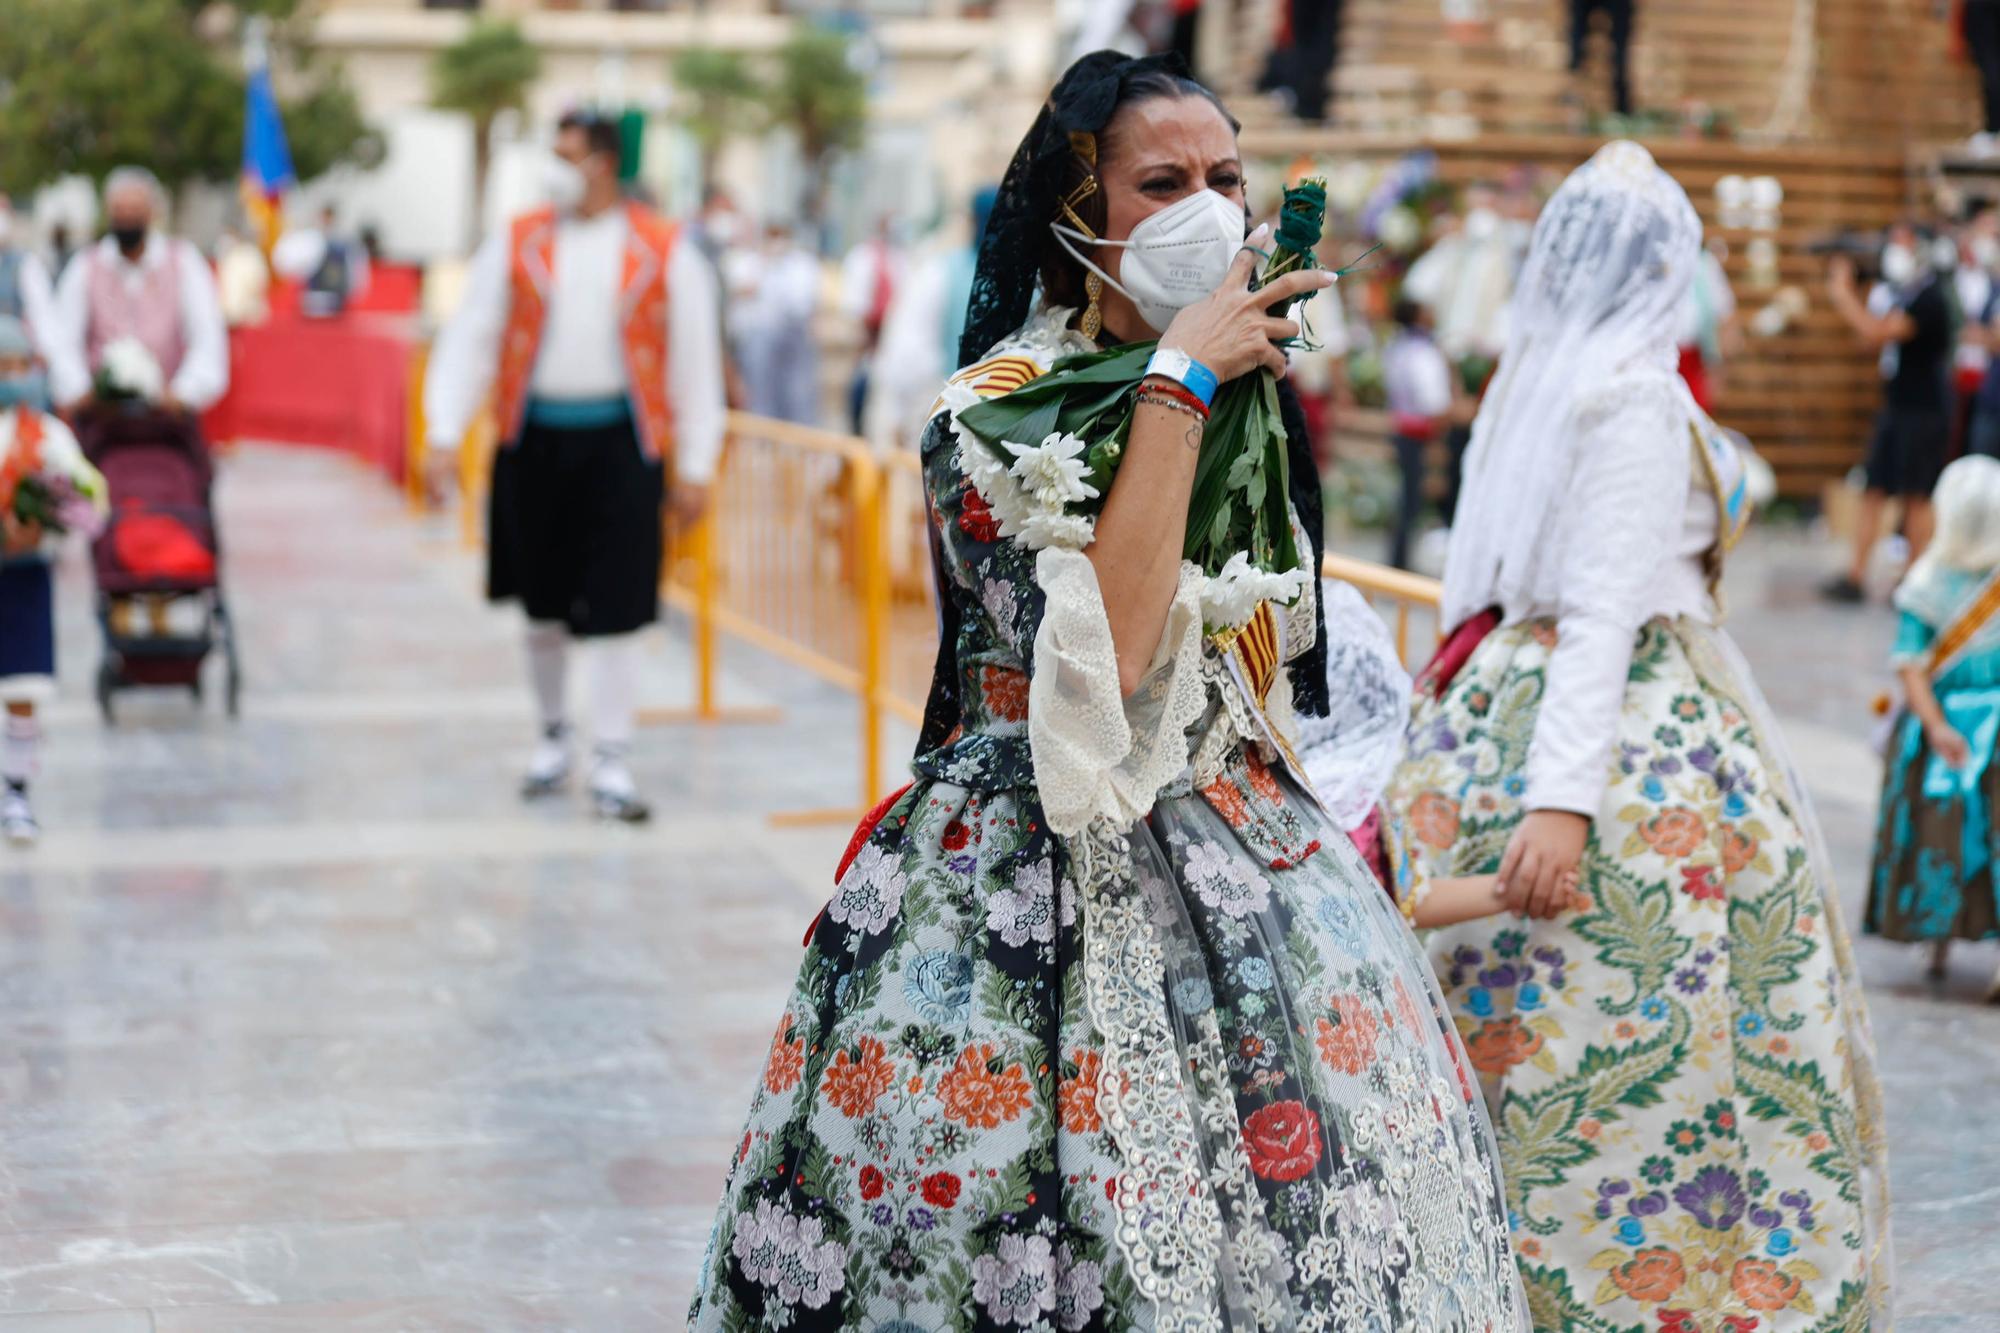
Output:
(1392, 141), (1892, 1330)
(1442, 140), (1704, 631)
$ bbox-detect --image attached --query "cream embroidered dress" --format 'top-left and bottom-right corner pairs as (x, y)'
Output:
(688, 311), (1527, 1331)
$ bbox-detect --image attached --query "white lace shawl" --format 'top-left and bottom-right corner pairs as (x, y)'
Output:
(1442, 141), (1705, 631)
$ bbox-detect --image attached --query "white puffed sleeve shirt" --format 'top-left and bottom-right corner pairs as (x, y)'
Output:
(1509, 382), (1737, 816)
(423, 208), (726, 484)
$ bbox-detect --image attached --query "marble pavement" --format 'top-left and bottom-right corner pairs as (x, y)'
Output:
(0, 446), (1991, 1329)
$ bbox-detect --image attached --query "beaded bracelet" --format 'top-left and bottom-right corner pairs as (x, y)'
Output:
(1135, 388), (1209, 426)
(1140, 376), (1212, 420)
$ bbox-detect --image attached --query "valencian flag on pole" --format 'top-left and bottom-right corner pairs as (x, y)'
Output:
(240, 21), (295, 254)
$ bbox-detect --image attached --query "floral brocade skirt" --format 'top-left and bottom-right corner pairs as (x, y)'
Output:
(689, 741), (1526, 1330)
(1386, 619), (1890, 1333)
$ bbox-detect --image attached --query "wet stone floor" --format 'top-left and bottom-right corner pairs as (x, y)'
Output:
(0, 446), (1991, 1330)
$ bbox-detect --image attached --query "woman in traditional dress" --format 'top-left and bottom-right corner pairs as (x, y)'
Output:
(1384, 142), (1891, 1332)
(1867, 453), (2000, 987)
(689, 51), (1527, 1331)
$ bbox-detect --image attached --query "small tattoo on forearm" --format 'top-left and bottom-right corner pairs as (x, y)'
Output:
(1184, 421), (1204, 452)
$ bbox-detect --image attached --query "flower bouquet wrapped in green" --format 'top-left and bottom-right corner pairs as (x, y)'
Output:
(950, 179), (1355, 631)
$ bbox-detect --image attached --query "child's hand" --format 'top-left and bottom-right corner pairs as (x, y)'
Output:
(1929, 723), (1972, 769)
(1498, 809), (1589, 920)
(0, 514), (42, 557)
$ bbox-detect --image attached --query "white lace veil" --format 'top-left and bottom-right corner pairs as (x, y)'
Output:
(1443, 141), (1704, 628)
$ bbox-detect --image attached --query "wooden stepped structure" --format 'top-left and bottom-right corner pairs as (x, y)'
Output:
(1326, 0), (1977, 146)
(1229, 1), (1984, 496)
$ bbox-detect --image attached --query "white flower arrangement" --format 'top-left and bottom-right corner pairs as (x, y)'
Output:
(946, 384), (1098, 554)
(1199, 551), (1312, 633)
(98, 337), (165, 403)
(946, 373), (1308, 632)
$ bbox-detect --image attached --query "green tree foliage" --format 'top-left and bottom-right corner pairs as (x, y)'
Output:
(429, 20), (541, 210)
(767, 25), (868, 220)
(670, 48), (760, 194)
(0, 0), (372, 197)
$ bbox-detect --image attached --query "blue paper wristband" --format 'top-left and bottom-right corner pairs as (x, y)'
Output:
(1145, 349), (1219, 408)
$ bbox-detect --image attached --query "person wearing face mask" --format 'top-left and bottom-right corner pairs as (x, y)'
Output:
(422, 110), (724, 824)
(1959, 206), (2000, 461)
(0, 316), (107, 848)
(1824, 222), (1959, 603)
(44, 167), (228, 418)
(688, 52), (1528, 1331)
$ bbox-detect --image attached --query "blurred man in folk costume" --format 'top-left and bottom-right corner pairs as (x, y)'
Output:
(45, 168), (230, 418)
(424, 111), (725, 823)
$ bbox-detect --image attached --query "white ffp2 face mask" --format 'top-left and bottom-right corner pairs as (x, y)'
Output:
(1880, 243), (1918, 288)
(1053, 188), (1246, 334)
(543, 156), (587, 213)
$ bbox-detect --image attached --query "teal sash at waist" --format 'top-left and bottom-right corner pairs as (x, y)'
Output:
(524, 396), (631, 430)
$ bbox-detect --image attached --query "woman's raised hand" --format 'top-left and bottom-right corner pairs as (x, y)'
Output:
(1158, 223), (1335, 384)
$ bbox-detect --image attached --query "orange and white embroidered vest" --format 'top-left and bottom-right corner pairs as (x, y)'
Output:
(493, 203), (680, 462)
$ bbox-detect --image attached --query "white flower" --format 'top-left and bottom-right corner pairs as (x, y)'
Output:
(971, 1232), (1058, 1326)
(1016, 510), (1095, 551)
(986, 856), (1061, 948)
(730, 1197), (849, 1310)
(1379, 203), (1423, 254)
(961, 441), (1034, 531)
(1003, 431), (1100, 509)
(828, 842), (907, 938)
(1199, 552), (1311, 631)
(99, 336), (164, 402)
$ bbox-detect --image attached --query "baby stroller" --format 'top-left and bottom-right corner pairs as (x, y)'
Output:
(78, 405), (240, 722)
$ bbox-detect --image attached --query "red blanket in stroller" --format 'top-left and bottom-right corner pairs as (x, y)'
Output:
(76, 406), (221, 592)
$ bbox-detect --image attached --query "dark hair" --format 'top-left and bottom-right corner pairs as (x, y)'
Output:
(557, 110), (622, 164)
(1392, 298), (1423, 328)
(1037, 71), (1241, 312)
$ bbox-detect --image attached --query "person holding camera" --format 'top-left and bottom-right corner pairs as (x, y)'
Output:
(1823, 223), (1958, 603)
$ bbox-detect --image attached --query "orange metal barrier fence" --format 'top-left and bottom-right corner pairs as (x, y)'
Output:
(405, 384), (1445, 817)
(1319, 551), (1443, 665)
(663, 412), (888, 822)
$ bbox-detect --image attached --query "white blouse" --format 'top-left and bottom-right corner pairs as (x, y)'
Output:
(423, 209), (726, 484)
(1509, 391), (1740, 816)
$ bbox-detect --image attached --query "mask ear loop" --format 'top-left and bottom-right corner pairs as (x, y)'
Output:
(1060, 131), (1107, 339)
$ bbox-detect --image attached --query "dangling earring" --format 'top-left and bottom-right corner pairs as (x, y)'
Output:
(1063, 131), (1104, 341)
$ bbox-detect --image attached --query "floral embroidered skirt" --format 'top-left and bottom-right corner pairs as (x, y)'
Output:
(1866, 702), (2000, 942)
(689, 745), (1526, 1330)
(1386, 619), (1890, 1333)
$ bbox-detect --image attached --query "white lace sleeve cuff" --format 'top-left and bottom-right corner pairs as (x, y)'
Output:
(1029, 547), (1208, 838)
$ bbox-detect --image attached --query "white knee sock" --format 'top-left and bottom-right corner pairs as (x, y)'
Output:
(524, 621), (570, 737)
(2, 714), (40, 788)
(586, 633), (642, 761)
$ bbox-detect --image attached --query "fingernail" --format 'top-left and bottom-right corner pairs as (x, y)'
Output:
(1315, 271), (1337, 286)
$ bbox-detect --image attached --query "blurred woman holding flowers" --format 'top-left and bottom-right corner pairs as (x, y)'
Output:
(0, 315), (106, 847)
(689, 51), (1525, 1331)
(1384, 143), (1889, 1331)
